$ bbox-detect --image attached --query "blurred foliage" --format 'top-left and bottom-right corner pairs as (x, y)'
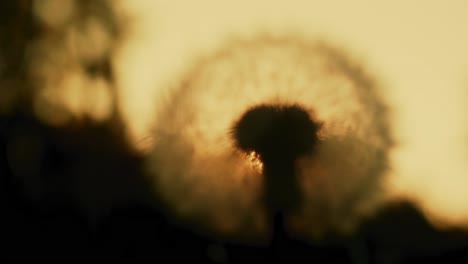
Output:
(0, 0), (121, 124)
(0, 0), (154, 218)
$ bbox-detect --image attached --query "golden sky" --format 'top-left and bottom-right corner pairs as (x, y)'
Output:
(113, 0), (468, 228)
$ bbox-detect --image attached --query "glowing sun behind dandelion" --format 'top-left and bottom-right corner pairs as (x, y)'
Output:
(245, 151), (264, 172)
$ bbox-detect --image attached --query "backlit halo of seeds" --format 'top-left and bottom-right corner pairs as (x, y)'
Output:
(147, 34), (392, 240)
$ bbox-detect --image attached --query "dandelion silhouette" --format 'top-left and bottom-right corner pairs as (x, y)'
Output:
(147, 35), (392, 240)
(233, 104), (321, 242)
(233, 104), (320, 214)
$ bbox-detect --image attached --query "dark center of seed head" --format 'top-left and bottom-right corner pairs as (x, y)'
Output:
(233, 104), (320, 164)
